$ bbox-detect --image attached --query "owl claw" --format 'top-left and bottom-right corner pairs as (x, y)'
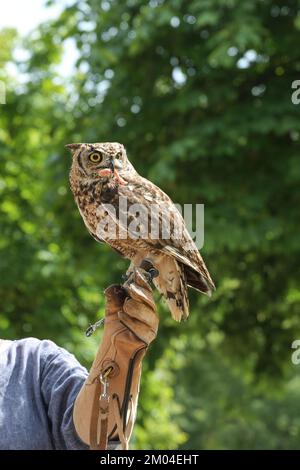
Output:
(140, 259), (159, 281)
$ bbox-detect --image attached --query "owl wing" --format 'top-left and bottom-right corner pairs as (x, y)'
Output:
(102, 173), (215, 295)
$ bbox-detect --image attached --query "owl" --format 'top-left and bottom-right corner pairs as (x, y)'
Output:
(67, 142), (215, 321)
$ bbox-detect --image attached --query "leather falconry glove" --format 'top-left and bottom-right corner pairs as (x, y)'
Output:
(73, 261), (159, 450)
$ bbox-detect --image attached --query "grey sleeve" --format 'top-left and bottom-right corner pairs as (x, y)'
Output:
(39, 340), (89, 450)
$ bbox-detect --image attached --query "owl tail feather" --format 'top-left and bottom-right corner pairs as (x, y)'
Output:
(154, 256), (189, 322)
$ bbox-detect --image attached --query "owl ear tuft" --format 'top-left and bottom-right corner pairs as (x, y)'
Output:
(65, 143), (82, 152)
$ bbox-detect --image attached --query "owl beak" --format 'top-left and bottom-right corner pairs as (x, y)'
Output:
(109, 160), (115, 173)
(114, 159), (123, 170)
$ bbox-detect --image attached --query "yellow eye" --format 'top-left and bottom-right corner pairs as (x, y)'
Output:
(116, 151), (122, 159)
(89, 152), (103, 163)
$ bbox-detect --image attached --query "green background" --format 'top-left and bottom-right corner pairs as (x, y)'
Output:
(1, 0), (300, 449)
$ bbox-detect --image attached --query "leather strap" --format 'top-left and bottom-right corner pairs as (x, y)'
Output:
(89, 379), (102, 449)
(90, 376), (110, 450)
(97, 395), (109, 450)
(112, 394), (133, 450)
(90, 390), (133, 450)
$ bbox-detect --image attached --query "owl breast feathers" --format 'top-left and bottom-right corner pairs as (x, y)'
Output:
(67, 142), (215, 321)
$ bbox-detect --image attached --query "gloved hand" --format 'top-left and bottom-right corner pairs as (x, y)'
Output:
(73, 262), (159, 451)
(106, 265), (158, 345)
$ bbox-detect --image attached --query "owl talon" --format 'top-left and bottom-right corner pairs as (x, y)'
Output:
(140, 259), (159, 281)
(148, 267), (159, 280)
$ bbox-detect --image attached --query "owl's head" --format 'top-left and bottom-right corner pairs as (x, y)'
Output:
(66, 142), (132, 181)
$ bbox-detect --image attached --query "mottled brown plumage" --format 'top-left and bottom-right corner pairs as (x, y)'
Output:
(67, 142), (215, 321)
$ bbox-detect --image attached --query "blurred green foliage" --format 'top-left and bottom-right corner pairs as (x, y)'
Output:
(1, 0), (300, 449)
